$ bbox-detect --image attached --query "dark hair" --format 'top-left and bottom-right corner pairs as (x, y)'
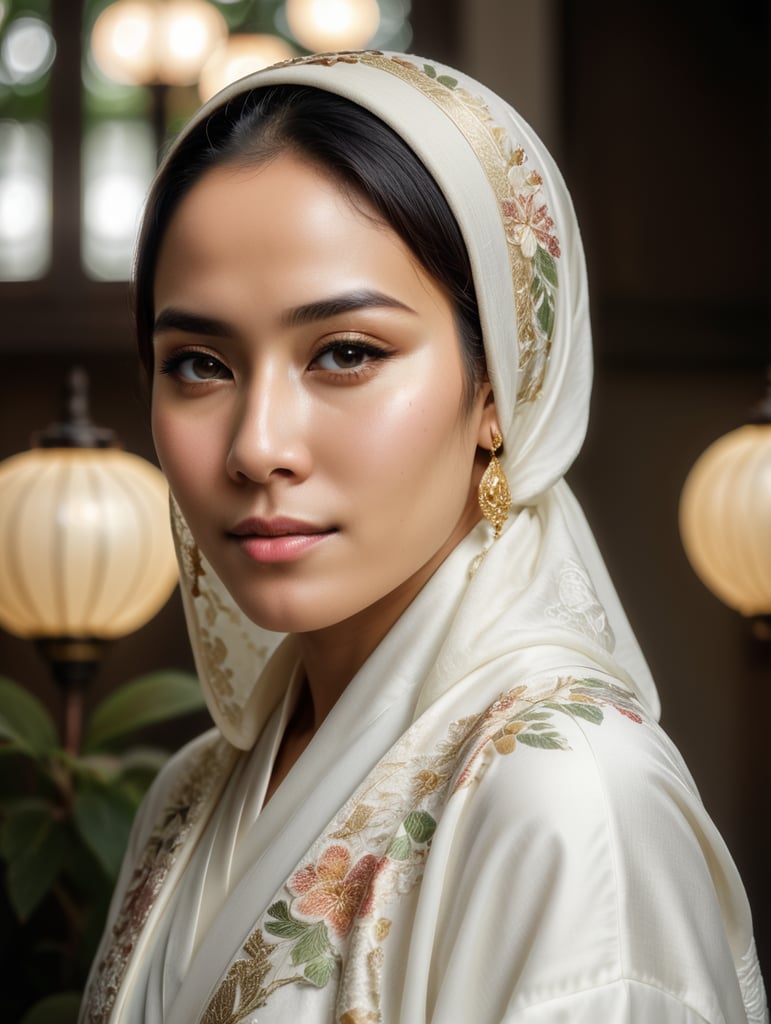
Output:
(134, 85), (485, 403)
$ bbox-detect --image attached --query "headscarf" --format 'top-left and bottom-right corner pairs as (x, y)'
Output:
(162, 50), (659, 749)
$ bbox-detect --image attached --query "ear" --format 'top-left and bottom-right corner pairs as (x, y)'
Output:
(475, 384), (500, 450)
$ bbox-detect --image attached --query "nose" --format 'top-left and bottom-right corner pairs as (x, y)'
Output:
(225, 371), (311, 485)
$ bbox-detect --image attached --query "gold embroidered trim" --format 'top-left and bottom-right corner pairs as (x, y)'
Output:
(81, 736), (236, 1024)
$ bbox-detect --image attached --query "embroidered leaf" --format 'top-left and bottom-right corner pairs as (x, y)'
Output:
(536, 292), (555, 337)
(517, 731), (568, 751)
(562, 702), (604, 725)
(437, 75), (459, 88)
(387, 834), (412, 861)
(575, 679), (642, 715)
(543, 699), (604, 725)
(265, 901), (306, 939)
(403, 810), (436, 845)
(535, 245), (558, 287)
(526, 721), (552, 731)
(329, 803), (375, 839)
(576, 678), (606, 689)
(520, 710), (551, 722)
(423, 64), (437, 78)
(304, 955), (336, 988)
(291, 922), (332, 966)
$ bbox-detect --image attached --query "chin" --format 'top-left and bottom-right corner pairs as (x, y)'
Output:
(230, 588), (351, 636)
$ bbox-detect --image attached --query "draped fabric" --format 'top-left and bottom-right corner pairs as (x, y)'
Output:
(80, 53), (767, 1023)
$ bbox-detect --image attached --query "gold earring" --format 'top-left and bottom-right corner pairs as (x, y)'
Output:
(478, 431), (511, 538)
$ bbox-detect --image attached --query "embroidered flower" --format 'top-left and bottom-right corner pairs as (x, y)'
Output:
(502, 191), (561, 259)
(288, 844), (378, 937)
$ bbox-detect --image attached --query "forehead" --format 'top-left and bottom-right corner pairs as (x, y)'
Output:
(153, 152), (449, 320)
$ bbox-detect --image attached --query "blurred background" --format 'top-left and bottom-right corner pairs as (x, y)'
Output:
(0, 0), (768, 1006)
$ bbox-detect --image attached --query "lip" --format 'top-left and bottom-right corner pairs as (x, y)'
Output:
(228, 516), (335, 564)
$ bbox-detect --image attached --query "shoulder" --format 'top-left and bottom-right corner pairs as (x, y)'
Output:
(452, 675), (674, 831)
(420, 675), (750, 1022)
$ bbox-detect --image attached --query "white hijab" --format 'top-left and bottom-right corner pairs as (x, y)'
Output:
(164, 50), (659, 750)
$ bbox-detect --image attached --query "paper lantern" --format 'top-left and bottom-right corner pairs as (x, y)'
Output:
(0, 370), (178, 643)
(285, 0), (380, 52)
(90, 0), (227, 86)
(680, 422), (771, 618)
(199, 34), (296, 102)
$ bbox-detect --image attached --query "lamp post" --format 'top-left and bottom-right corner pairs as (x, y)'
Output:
(679, 376), (771, 638)
(0, 368), (179, 753)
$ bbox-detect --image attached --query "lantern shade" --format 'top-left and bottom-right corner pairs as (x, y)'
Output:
(285, 0), (380, 52)
(90, 0), (228, 87)
(679, 424), (771, 616)
(199, 34), (296, 102)
(0, 447), (178, 639)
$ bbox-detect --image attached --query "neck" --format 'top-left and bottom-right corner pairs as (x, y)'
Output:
(296, 449), (488, 732)
(298, 515), (481, 732)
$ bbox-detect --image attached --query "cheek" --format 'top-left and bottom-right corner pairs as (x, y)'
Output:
(334, 368), (474, 517)
(151, 404), (220, 501)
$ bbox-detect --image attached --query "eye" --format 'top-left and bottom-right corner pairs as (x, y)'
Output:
(312, 340), (389, 374)
(160, 351), (231, 382)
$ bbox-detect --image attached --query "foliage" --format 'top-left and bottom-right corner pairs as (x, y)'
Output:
(0, 670), (206, 1023)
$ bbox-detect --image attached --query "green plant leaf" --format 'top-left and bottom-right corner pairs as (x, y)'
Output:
(1, 798), (56, 860)
(20, 991), (82, 1024)
(1, 801), (66, 920)
(0, 677), (57, 756)
(403, 810), (436, 845)
(72, 786), (136, 879)
(83, 671), (205, 752)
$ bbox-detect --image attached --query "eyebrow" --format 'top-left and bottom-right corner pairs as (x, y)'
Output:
(281, 289), (416, 327)
(153, 309), (233, 338)
(153, 289), (416, 339)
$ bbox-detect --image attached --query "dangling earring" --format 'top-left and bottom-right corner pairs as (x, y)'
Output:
(478, 431), (511, 537)
(470, 431), (512, 576)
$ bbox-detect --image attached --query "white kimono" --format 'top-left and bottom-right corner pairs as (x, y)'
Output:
(81, 506), (766, 1023)
(80, 51), (767, 1024)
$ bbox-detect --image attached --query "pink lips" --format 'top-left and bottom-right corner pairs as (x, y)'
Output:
(229, 517), (334, 564)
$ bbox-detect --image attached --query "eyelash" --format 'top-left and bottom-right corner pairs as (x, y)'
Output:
(311, 337), (391, 380)
(158, 349), (230, 383)
(158, 338), (392, 385)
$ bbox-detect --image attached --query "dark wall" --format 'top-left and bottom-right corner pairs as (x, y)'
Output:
(559, 0), (770, 976)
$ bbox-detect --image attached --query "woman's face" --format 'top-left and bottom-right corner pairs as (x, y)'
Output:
(152, 153), (495, 637)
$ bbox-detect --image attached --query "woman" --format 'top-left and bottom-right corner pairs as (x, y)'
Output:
(81, 53), (767, 1023)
